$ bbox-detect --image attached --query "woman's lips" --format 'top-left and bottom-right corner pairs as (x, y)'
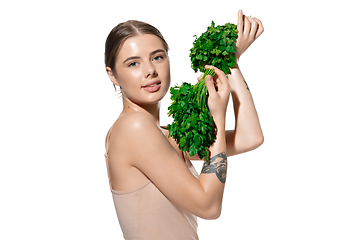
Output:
(142, 81), (161, 92)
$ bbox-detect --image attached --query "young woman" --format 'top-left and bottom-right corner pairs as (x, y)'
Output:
(104, 10), (264, 240)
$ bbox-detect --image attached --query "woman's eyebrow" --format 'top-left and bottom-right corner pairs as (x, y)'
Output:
(150, 49), (165, 56)
(123, 56), (140, 64)
(123, 49), (165, 64)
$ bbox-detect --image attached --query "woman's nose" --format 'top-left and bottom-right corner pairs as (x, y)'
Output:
(144, 62), (158, 78)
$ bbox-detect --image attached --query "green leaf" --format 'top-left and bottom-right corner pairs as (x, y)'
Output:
(193, 133), (201, 146)
(189, 144), (197, 156)
(179, 137), (186, 148)
(196, 54), (203, 60)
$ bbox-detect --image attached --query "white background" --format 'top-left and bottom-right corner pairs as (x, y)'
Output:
(1, 0), (359, 239)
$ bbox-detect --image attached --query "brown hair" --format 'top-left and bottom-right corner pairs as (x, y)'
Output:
(105, 20), (169, 75)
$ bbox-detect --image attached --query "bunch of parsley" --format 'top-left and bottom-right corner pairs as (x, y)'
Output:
(167, 21), (237, 162)
(190, 21), (237, 75)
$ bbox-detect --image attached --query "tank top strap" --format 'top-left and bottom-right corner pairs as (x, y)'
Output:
(104, 124), (115, 183)
(104, 124), (114, 159)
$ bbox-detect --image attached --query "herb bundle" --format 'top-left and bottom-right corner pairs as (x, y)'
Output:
(167, 21), (237, 162)
(190, 21), (237, 75)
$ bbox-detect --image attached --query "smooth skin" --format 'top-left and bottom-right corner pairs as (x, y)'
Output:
(105, 10), (264, 220)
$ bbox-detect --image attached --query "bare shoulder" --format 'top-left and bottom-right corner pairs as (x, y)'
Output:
(110, 112), (166, 157)
(111, 112), (159, 139)
(106, 112), (161, 191)
(117, 112), (155, 130)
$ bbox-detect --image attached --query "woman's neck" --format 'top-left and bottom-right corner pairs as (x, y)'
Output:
(122, 97), (160, 125)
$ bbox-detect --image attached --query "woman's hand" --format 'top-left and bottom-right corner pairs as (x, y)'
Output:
(235, 10), (264, 60)
(197, 65), (230, 121)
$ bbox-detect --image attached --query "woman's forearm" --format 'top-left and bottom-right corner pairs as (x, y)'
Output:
(228, 64), (263, 148)
(197, 118), (227, 219)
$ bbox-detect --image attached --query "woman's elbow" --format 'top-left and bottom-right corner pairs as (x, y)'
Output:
(254, 134), (264, 149)
(200, 206), (222, 220)
(246, 133), (264, 151)
(210, 207), (222, 220)
(198, 202), (221, 220)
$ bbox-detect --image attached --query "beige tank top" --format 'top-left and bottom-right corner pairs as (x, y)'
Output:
(105, 126), (199, 240)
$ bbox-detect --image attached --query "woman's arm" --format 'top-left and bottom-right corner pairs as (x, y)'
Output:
(124, 70), (230, 219)
(189, 11), (264, 160)
(225, 10), (264, 156)
(225, 65), (263, 156)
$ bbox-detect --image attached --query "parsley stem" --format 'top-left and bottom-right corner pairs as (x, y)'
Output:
(193, 68), (216, 110)
(201, 68), (216, 81)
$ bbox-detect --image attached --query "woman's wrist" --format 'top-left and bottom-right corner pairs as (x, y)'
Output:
(209, 123), (226, 156)
(212, 115), (226, 128)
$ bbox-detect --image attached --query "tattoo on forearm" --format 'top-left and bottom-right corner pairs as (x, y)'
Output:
(244, 80), (250, 91)
(201, 152), (227, 183)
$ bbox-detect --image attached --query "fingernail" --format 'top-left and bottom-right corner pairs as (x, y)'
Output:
(205, 75), (212, 82)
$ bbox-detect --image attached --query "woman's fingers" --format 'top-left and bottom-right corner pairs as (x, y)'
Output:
(204, 65), (227, 85)
(203, 65), (230, 117)
(238, 11), (264, 40)
(253, 17), (264, 39)
(204, 65), (230, 95)
(204, 75), (217, 96)
(243, 15), (251, 37)
(248, 17), (259, 39)
(237, 10), (244, 38)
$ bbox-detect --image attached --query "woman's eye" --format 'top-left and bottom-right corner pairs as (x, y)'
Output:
(128, 62), (139, 67)
(153, 55), (164, 61)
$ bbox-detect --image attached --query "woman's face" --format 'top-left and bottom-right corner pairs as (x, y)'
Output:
(107, 34), (170, 106)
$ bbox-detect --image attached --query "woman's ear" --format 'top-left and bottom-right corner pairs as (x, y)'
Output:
(106, 67), (120, 87)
